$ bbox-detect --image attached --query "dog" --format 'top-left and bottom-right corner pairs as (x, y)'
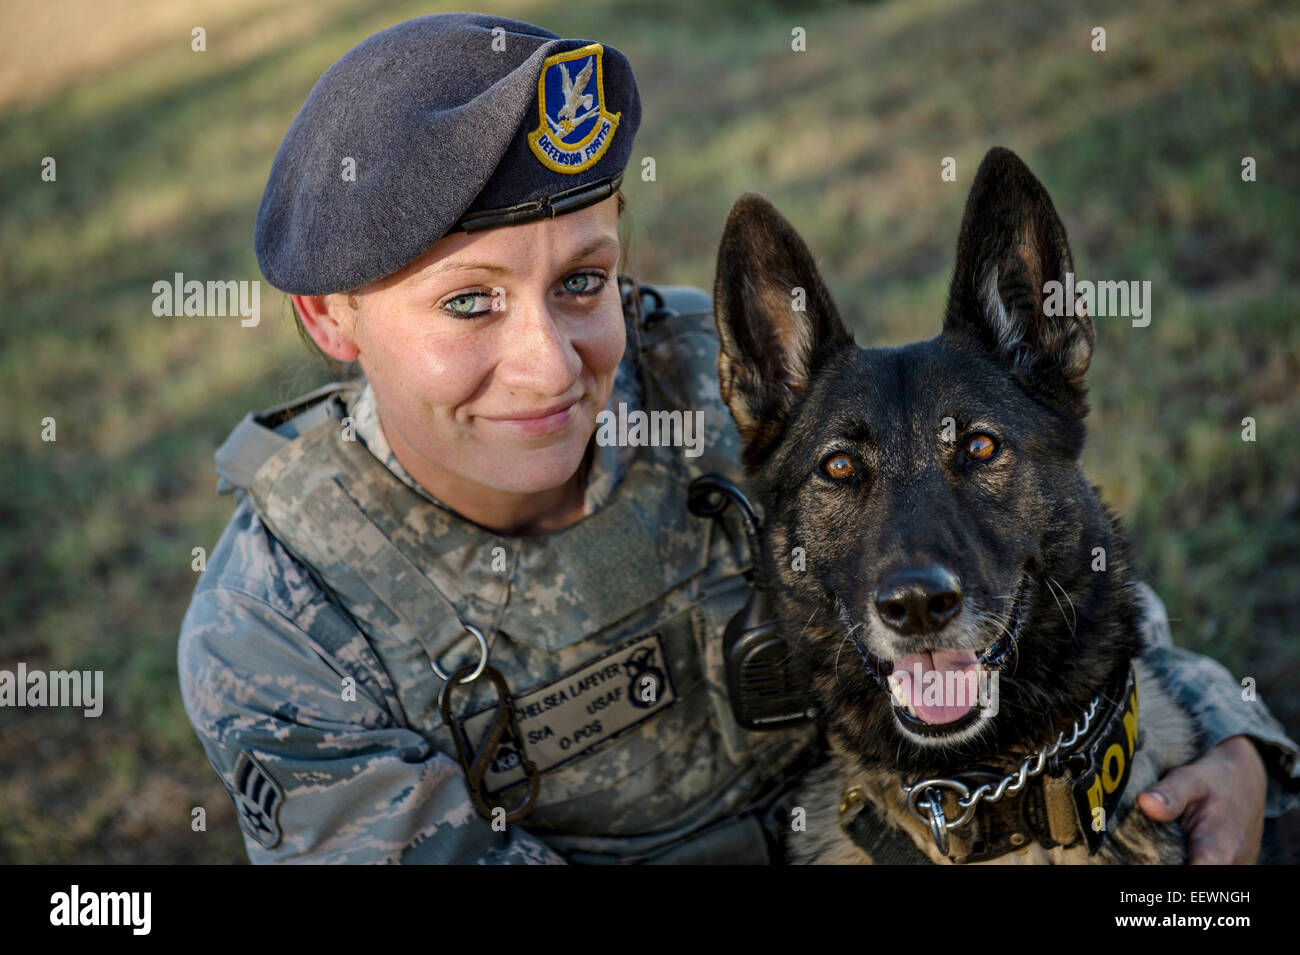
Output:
(712, 147), (1199, 864)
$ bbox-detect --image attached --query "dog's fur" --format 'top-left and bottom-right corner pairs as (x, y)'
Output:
(712, 147), (1198, 864)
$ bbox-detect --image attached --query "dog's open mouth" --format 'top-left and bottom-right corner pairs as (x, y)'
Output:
(887, 648), (990, 728)
(862, 573), (1029, 737)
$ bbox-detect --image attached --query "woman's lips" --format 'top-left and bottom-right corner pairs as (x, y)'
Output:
(483, 399), (579, 436)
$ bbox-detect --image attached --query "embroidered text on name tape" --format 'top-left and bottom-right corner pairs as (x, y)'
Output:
(461, 631), (677, 793)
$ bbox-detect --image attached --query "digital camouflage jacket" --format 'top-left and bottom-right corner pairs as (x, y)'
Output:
(178, 285), (1300, 863)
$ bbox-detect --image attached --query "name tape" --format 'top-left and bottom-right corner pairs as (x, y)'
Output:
(461, 631), (678, 793)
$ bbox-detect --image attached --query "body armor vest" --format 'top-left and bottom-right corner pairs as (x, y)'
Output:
(212, 285), (817, 861)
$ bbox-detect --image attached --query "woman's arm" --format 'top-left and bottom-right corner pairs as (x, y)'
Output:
(1132, 583), (1300, 863)
(177, 504), (565, 865)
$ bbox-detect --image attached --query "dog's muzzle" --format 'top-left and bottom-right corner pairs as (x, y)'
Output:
(840, 665), (1141, 863)
(845, 572), (1029, 737)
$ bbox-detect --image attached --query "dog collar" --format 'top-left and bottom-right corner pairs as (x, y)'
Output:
(840, 665), (1140, 863)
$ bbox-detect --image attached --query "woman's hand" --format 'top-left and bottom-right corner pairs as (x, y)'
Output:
(1137, 734), (1266, 864)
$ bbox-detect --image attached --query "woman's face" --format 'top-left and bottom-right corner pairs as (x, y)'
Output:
(321, 195), (625, 502)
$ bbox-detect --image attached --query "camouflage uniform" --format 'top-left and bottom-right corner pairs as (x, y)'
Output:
(178, 285), (1300, 864)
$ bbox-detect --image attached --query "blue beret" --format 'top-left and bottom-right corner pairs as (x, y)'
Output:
(254, 13), (642, 295)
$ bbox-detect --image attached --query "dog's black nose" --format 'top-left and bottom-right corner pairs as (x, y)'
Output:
(874, 566), (963, 634)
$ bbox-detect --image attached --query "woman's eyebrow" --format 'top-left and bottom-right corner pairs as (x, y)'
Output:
(423, 235), (619, 280)
(429, 260), (510, 276)
(565, 236), (620, 263)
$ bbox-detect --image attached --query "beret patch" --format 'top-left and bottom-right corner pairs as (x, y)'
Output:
(526, 43), (620, 174)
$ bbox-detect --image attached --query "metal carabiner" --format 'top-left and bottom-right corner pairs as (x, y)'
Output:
(905, 777), (971, 856)
(919, 788), (950, 856)
(438, 663), (541, 824)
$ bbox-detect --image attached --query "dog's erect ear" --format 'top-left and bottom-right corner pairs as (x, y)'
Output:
(943, 147), (1095, 415)
(713, 193), (853, 468)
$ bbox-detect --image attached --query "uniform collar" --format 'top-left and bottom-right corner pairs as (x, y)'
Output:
(285, 356), (703, 661)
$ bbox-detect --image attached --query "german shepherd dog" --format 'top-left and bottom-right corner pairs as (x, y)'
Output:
(712, 147), (1198, 864)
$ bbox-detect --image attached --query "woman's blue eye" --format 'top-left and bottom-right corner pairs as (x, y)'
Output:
(562, 272), (605, 294)
(443, 292), (492, 316)
(441, 274), (603, 315)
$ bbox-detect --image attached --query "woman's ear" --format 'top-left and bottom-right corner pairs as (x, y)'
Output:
(291, 293), (361, 362)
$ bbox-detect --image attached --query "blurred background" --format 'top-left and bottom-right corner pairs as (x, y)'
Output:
(1, 0), (1296, 863)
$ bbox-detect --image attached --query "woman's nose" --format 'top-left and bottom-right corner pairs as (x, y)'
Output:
(498, 297), (583, 395)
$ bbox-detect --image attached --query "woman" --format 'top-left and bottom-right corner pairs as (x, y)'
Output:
(178, 12), (1298, 864)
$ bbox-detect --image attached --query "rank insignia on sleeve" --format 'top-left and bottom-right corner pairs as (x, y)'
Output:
(527, 43), (621, 173)
(228, 751), (285, 850)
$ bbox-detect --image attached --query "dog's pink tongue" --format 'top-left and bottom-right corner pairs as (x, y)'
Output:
(891, 650), (980, 724)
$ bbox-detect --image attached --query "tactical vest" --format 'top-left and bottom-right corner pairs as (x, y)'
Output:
(213, 284), (817, 862)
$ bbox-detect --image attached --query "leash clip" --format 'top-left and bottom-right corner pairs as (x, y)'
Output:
(919, 788), (950, 856)
(438, 663), (541, 824)
(900, 690), (1107, 858)
(905, 778), (971, 856)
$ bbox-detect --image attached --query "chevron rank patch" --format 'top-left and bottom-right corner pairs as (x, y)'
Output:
(228, 751), (285, 849)
(527, 43), (621, 173)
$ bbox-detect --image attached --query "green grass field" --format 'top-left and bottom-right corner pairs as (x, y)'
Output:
(2, 0), (1297, 862)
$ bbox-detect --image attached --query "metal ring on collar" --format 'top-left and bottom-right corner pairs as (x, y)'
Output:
(905, 777), (973, 831)
(429, 624), (489, 684)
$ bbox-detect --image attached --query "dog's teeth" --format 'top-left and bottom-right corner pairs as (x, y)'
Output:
(887, 672), (909, 710)
(887, 674), (919, 717)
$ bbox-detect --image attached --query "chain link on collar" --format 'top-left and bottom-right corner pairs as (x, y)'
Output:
(901, 692), (1102, 853)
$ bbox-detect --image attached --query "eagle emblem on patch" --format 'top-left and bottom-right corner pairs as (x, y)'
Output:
(527, 43), (621, 174)
(227, 751), (284, 849)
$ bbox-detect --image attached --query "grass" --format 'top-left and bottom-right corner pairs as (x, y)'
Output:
(2, 0), (1297, 862)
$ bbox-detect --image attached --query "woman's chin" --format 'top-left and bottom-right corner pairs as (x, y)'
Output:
(478, 435), (593, 496)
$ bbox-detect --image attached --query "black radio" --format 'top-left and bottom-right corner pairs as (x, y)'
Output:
(687, 474), (814, 731)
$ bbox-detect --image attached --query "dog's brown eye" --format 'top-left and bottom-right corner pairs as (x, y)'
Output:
(966, 434), (996, 461)
(824, 454), (855, 479)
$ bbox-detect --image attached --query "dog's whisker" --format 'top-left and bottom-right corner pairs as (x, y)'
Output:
(1045, 574), (1076, 634)
(975, 608), (1014, 641)
(969, 607), (1015, 655)
(1042, 574), (1077, 638)
(833, 632), (850, 684)
(796, 606), (820, 641)
(834, 621), (866, 686)
(1045, 574), (1078, 632)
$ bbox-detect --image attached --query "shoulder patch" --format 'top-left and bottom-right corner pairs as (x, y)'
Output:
(227, 751), (285, 850)
(527, 43), (620, 173)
